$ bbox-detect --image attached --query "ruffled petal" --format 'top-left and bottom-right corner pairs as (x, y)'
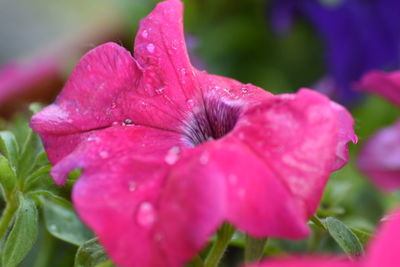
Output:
(247, 257), (355, 267)
(230, 89), (353, 220)
(30, 43), (142, 163)
(134, 0), (198, 108)
(364, 209), (400, 267)
(330, 102), (358, 170)
(197, 71), (273, 104)
(357, 70), (400, 106)
(31, 43), (140, 136)
(49, 125), (184, 185)
(52, 126), (221, 267)
(357, 120), (400, 191)
(191, 141), (309, 239)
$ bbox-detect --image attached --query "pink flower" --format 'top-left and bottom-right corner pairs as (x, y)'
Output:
(248, 209), (400, 267)
(0, 57), (62, 116)
(30, 0), (356, 266)
(358, 71), (400, 106)
(357, 71), (400, 191)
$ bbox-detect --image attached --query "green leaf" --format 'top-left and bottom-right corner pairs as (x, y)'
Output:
(74, 238), (110, 267)
(324, 217), (364, 258)
(25, 165), (52, 189)
(0, 155), (16, 199)
(18, 130), (43, 180)
(0, 131), (19, 170)
(350, 227), (372, 246)
(40, 195), (93, 246)
(94, 260), (114, 267)
(2, 193), (38, 267)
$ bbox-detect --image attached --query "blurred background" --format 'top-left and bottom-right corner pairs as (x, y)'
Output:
(1, 0), (400, 266)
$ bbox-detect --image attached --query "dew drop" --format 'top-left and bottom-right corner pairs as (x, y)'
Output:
(123, 119), (133, 125)
(142, 30), (149, 38)
(241, 87), (248, 93)
(228, 174), (238, 185)
(128, 181), (137, 192)
(146, 43), (155, 53)
(164, 146), (181, 165)
(136, 202), (156, 227)
(199, 153), (209, 165)
(112, 121), (119, 126)
(155, 87), (165, 95)
(99, 151), (109, 159)
(180, 68), (187, 75)
(154, 232), (163, 242)
(186, 99), (194, 108)
(237, 188), (246, 197)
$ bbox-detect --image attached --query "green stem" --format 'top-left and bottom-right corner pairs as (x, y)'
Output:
(308, 227), (323, 253)
(311, 215), (326, 230)
(0, 201), (17, 240)
(187, 255), (205, 267)
(33, 230), (55, 267)
(244, 235), (268, 263)
(204, 223), (235, 267)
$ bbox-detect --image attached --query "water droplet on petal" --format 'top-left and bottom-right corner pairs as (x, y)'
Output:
(199, 152), (209, 165)
(241, 87), (248, 93)
(186, 99), (194, 108)
(128, 181), (137, 192)
(137, 202), (156, 227)
(112, 121), (119, 126)
(146, 43), (155, 53)
(154, 232), (163, 242)
(99, 151), (109, 159)
(228, 174), (238, 185)
(237, 188), (246, 197)
(142, 30), (149, 38)
(164, 146), (181, 165)
(155, 87), (165, 95)
(123, 119), (133, 126)
(180, 68), (187, 75)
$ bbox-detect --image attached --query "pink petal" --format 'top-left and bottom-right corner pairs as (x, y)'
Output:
(330, 102), (358, 171)
(49, 125), (184, 185)
(247, 257), (356, 267)
(54, 126), (222, 267)
(0, 58), (61, 115)
(30, 43), (140, 163)
(193, 141), (310, 239)
(357, 70), (400, 106)
(357, 120), (400, 191)
(134, 0), (197, 107)
(231, 89), (348, 222)
(30, 43), (145, 136)
(364, 209), (400, 267)
(196, 71), (273, 104)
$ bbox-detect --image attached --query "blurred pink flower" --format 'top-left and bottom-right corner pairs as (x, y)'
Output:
(357, 71), (400, 191)
(31, 0), (356, 266)
(0, 57), (62, 116)
(248, 209), (400, 267)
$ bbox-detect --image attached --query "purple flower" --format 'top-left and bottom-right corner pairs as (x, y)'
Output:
(271, 0), (400, 104)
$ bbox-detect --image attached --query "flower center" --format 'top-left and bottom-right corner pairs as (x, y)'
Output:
(183, 98), (241, 146)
